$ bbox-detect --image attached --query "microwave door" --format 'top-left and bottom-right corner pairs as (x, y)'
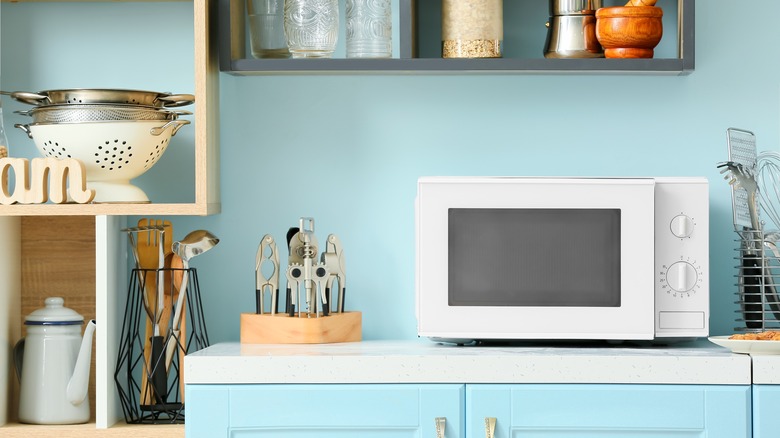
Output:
(448, 208), (622, 309)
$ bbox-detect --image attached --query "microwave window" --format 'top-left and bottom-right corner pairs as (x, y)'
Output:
(448, 208), (621, 307)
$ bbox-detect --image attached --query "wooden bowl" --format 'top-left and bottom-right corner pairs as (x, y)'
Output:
(595, 6), (663, 59)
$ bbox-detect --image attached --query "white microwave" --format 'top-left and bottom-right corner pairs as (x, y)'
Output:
(415, 177), (709, 343)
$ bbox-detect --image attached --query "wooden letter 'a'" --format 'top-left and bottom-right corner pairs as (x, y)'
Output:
(0, 157), (96, 205)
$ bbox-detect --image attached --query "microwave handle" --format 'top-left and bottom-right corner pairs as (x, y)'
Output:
(485, 417), (497, 438)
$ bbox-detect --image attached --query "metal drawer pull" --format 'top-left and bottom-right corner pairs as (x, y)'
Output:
(435, 417), (446, 438)
(485, 417), (496, 438)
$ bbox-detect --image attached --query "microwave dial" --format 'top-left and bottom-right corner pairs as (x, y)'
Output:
(663, 261), (700, 294)
(670, 214), (695, 238)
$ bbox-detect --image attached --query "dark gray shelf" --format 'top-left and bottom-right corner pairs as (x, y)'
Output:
(219, 0), (694, 75)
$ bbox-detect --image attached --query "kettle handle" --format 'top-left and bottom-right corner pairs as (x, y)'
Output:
(13, 338), (24, 382)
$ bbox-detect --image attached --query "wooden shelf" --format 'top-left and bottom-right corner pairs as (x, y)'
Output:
(219, 0), (694, 75)
(0, 0), (220, 217)
(0, 422), (183, 438)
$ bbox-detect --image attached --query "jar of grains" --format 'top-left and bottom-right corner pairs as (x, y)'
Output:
(442, 0), (503, 58)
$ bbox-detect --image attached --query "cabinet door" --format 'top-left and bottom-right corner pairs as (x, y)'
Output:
(466, 384), (750, 438)
(753, 385), (780, 438)
(189, 383), (464, 437)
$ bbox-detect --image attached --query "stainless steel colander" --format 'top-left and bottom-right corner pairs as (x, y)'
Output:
(10, 88), (194, 108)
(15, 104), (191, 124)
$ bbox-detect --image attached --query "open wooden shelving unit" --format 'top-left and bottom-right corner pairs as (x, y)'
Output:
(0, 0), (219, 436)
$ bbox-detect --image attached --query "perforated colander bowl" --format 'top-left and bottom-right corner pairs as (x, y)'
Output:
(15, 119), (189, 203)
(16, 104), (190, 124)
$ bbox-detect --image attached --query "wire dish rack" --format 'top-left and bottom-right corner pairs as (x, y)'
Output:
(114, 267), (210, 424)
(734, 230), (780, 332)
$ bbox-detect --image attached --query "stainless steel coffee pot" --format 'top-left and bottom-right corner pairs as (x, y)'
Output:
(544, 0), (604, 58)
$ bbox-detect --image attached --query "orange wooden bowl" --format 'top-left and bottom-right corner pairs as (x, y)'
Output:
(595, 6), (663, 59)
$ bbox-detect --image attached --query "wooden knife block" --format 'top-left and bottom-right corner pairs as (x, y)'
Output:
(240, 312), (362, 344)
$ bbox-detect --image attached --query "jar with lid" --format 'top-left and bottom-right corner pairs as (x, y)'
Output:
(442, 0), (503, 58)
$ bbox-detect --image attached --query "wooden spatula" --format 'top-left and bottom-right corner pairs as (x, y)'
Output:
(136, 218), (167, 406)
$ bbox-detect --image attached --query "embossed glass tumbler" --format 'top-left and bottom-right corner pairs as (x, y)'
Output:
(346, 0), (392, 58)
(284, 0), (339, 58)
(247, 0), (291, 58)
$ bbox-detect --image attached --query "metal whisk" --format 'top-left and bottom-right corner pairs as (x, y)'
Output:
(757, 150), (780, 231)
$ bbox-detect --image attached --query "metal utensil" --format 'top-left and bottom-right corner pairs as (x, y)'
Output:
(164, 230), (219, 371)
(757, 150), (780, 231)
(719, 160), (780, 327)
(322, 234), (347, 313)
(255, 234), (280, 314)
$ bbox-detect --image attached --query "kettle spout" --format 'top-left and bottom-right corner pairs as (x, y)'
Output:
(66, 319), (96, 406)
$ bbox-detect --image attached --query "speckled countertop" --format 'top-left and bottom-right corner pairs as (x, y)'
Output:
(185, 340), (751, 385)
(751, 355), (780, 384)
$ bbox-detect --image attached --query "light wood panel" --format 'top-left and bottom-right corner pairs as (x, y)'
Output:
(0, 422), (183, 437)
(20, 216), (96, 422)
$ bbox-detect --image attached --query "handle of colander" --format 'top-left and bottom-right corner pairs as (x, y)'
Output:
(149, 119), (190, 136)
(10, 91), (51, 106)
(13, 123), (33, 139)
(156, 94), (195, 108)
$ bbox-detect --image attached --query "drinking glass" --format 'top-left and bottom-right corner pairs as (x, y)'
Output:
(247, 0), (291, 58)
(284, 0), (339, 58)
(346, 0), (392, 58)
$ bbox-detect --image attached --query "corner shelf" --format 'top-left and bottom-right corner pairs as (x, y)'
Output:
(0, 0), (220, 217)
(219, 0), (694, 75)
(0, 0), (218, 436)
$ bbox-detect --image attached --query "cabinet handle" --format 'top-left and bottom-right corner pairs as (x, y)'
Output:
(435, 417), (446, 438)
(484, 417), (496, 438)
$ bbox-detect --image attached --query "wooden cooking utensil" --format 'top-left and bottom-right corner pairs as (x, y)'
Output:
(136, 218), (170, 406)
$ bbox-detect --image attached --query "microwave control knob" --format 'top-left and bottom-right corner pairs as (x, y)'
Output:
(666, 261), (698, 292)
(670, 215), (694, 238)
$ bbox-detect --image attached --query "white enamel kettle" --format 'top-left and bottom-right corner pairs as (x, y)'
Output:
(13, 297), (97, 424)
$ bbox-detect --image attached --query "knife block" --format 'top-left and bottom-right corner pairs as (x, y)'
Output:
(240, 311), (362, 344)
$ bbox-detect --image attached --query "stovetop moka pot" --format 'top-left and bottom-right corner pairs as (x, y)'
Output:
(544, 0), (604, 58)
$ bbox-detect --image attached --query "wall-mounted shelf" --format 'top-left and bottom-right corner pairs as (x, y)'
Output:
(219, 0), (694, 75)
(0, 0), (220, 217)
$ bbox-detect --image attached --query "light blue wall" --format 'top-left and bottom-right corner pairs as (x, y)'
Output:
(2, 1), (779, 343)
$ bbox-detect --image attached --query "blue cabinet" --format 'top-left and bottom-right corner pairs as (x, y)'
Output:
(186, 383), (751, 438)
(186, 384), (465, 437)
(467, 384), (751, 438)
(753, 385), (780, 438)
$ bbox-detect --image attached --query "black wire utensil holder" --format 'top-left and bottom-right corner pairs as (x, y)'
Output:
(733, 230), (780, 332)
(115, 267), (210, 424)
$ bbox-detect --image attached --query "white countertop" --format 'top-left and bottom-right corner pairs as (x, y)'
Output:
(185, 340), (751, 385)
(751, 355), (780, 384)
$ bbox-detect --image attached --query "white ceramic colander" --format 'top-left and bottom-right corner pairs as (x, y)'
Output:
(15, 119), (189, 203)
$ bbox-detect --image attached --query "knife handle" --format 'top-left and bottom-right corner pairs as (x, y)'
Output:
(255, 289), (263, 314)
(322, 287), (330, 316)
(150, 335), (168, 405)
(286, 287), (295, 317)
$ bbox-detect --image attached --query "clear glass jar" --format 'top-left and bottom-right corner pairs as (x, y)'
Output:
(442, 0), (503, 58)
(346, 0), (392, 58)
(284, 0), (339, 59)
(247, 0), (291, 59)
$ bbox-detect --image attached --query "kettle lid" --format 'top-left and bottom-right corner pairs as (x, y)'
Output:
(24, 297), (84, 325)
